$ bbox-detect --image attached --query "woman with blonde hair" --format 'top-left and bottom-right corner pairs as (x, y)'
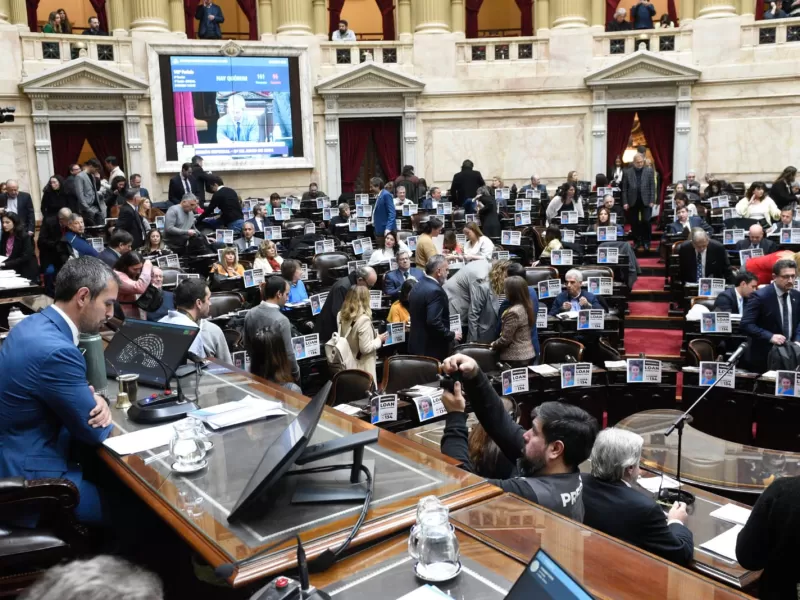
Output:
(43, 11), (62, 33)
(211, 247), (244, 277)
(253, 240), (284, 273)
(336, 285), (388, 380)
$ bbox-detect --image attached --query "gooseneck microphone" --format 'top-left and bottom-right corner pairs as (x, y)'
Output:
(725, 341), (748, 366)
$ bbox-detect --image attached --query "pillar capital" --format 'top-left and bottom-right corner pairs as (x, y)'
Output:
(413, 0), (451, 33)
(551, 0), (590, 28)
(130, 0), (170, 32)
(274, 0), (313, 35)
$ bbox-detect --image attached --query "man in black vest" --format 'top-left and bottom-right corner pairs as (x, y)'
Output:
(440, 354), (598, 522)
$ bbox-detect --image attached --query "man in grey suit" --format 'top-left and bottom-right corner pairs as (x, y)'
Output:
(443, 259), (491, 331)
(74, 158), (105, 226)
(243, 276), (300, 383)
(622, 153), (655, 251)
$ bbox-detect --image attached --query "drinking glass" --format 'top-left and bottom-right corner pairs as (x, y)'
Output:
(169, 419), (207, 471)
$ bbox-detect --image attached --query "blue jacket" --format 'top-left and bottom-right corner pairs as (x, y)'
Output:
(630, 2), (656, 29)
(147, 290), (175, 322)
(195, 2), (224, 38)
(64, 232), (99, 258)
(548, 290), (603, 316)
(0, 307), (112, 515)
(498, 286), (540, 357)
(372, 189), (396, 235)
(384, 267), (424, 300)
(285, 280), (309, 306)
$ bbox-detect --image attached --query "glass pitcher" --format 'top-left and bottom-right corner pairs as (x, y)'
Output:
(417, 507), (460, 580)
(169, 419), (207, 471)
(408, 495), (449, 559)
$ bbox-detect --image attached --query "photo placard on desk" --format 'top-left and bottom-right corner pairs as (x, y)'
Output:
(88, 238), (105, 252)
(352, 239), (365, 255)
(215, 229), (234, 244)
(709, 196), (729, 209)
(536, 306), (548, 329)
(304, 223), (316, 235)
(385, 322), (405, 345)
(495, 187), (511, 200)
(492, 250), (510, 261)
(436, 202), (453, 216)
(274, 208), (292, 221)
(356, 204), (372, 218)
(232, 350), (250, 372)
(406, 236), (417, 251)
(538, 279), (562, 299)
(701, 312), (732, 333)
(389, 258), (398, 271)
(577, 309), (604, 330)
(561, 211), (578, 225)
(369, 289), (382, 309)
(413, 393), (446, 422)
(348, 259), (367, 273)
(551, 249), (573, 266)
(314, 239), (335, 254)
(501, 230), (521, 246)
(449, 315), (462, 336)
(722, 229), (745, 245)
(155, 216), (165, 230)
(289, 198), (301, 210)
(243, 209), (253, 220)
(562, 229), (576, 244)
(609, 213), (617, 224)
(597, 247), (618, 264)
(465, 213), (480, 223)
(774, 370), (799, 397)
(501, 368), (529, 395)
(597, 226), (617, 242)
(355, 193), (369, 205)
(265, 226), (282, 240)
(698, 278), (725, 297)
(561, 363), (592, 388)
(587, 277), (613, 296)
(698, 361), (735, 388)
(291, 334), (320, 360)
(596, 187), (612, 201)
(309, 291), (328, 315)
(243, 268), (264, 288)
(721, 208), (736, 221)
(780, 228), (800, 244)
(525, 189), (541, 200)
(299, 264), (309, 280)
(175, 273), (200, 284)
(515, 212), (531, 227)
(402, 203), (418, 217)
(370, 394), (398, 424)
(316, 197), (331, 209)
(515, 198), (531, 211)
(322, 207), (332, 221)
(455, 234), (467, 246)
(167, 254), (181, 268)
(739, 248), (764, 264)
(627, 358), (661, 383)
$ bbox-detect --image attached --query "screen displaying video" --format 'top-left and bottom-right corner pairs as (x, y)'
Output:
(160, 55), (303, 163)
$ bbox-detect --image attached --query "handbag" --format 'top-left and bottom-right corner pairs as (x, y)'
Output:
(134, 283), (164, 313)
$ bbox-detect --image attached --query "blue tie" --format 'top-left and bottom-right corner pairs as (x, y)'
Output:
(236, 122), (241, 142)
(696, 251), (703, 281)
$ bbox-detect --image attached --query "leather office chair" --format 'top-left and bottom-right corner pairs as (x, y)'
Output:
(455, 343), (500, 374)
(577, 266), (614, 280)
(687, 338), (719, 366)
(285, 218), (312, 229)
(396, 230), (414, 245)
(524, 267), (559, 288)
(160, 267), (183, 289)
(541, 338), (585, 364)
(208, 292), (245, 318)
(531, 228), (545, 258)
(222, 328), (242, 352)
(451, 208), (465, 223)
(595, 338), (621, 362)
(313, 252), (349, 287)
(379, 355), (441, 395)
(329, 369), (375, 406)
(690, 297), (716, 311)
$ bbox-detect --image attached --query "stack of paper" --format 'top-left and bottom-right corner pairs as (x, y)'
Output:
(333, 404), (362, 416)
(709, 504), (751, 526)
(103, 419), (190, 455)
(189, 396), (286, 430)
(637, 474), (680, 494)
(529, 364), (560, 375)
(604, 360), (628, 369)
(699, 525), (743, 562)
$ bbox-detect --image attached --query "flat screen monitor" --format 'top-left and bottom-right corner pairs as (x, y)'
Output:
(228, 381), (331, 522)
(506, 548), (594, 600)
(159, 55), (303, 165)
(104, 318), (199, 388)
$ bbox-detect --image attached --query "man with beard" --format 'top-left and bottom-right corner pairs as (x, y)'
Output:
(439, 353), (598, 521)
(0, 257), (118, 524)
(159, 278), (212, 360)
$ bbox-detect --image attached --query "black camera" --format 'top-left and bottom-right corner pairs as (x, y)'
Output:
(438, 371), (462, 394)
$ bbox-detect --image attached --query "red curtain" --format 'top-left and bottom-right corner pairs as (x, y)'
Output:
(372, 120), (400, 183)
(85, 123), (125, 179)
(515, 0), (533, 36)
(184, 0), (201, 38)
(26, 0), (40, 31)
(755, 0), (763, 19)
(329, 0), (346, 35)
(465, 0), (484, 38)
(667, 0), (678, 23)
(49, 123), (89, 180)
(375, 0), (396, 40)
(236, 0), (258, 40)
(174, 93), (200, 146)
(339, 121), (372, 193)
(88, 0), (109, 33)
(637, 109), (675, 210)
(606, 110), (636, 171)
(605, 0), (621, 25)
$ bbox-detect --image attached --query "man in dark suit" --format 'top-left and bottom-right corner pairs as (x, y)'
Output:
(82, 16), (108, 36)
(735, 224), (778, 254)
(741, 258), (800, 373)
(582, 428), (694, 566)
(115, 189), (149, 250)
(408, 255), (462, 360)
(664, 205), (712, 237)
(548, 269), (603, 316)
(316, 266), (377, 344)
(0, 180), (35, 236)
(195, 0), (225, 39)
(38, 208), (73, 277)
(197, 175), (244, 233)
(191, 155), (211, 208)
(448, 159), (485, 207)
(771, 207), (800, 233)
(129, 174), (149, 200)
(622, 153), (656, 251)
(97, 230), (133, 268)
(678, 230), (730, 285)
(713, 271), (759, 314)
(384, 250), (424, 301)
(164, 163), (198, 209)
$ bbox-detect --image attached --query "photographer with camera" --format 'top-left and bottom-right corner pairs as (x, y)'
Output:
(439, 354), (598, 521)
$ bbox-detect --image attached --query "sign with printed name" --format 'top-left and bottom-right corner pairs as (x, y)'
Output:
(289, 198), (301, 210)
(561, 363), (592, 388)
(698, 361), (735, 388)
(361, 238), (372, 253)
(89, 238), (105, 252)
(300, 264), (308, 280)
(492, 250), (510, 261)
(709, 196), (729, 209)
(232, 351), (250, 372)
(242, 200), (254, 211)
(495, 188), (511, 200)
(525, 189), (541, 200)
(514, 212), (531, 227)
(561, 211), (578, 225)
(577, 309), (604, 330)
(596, 187), (612, 200)
(369, 290), (383, 309)
(385, 322), (405, 345)
(265, 226), (282, 240)
(455, 234), (467, 246)
(698, 278), (725, 297)
(155, 216), (165, 229)
(406, 236), (417, 251)
(449, 315), (462, 336)
(515, 198), (531, 211)
(587, 277), (612, 296)
(355, 193), (369, 205)
(291, 334), (320, 360)
(775, 370), (800, 397)
(551, 249), (573, 266)
(316, 198), (331, 209)
(389, 258), (398, 271)
(501, 230), (521, 246)
(722, 208), (736, 221)
(609, 213), (617, 224)
(536, 307), (548, 329)
(349, 218), (367, 232)
(562, 229), (575, 243)
(243, 268), (265, 288)
(436, 202), (453, 216)
(538, 279), (562, 300)
(627, 359), (661, 384)
(465, 214), (480, 223)
(348, 260), (367, 273)
(501, 368), (529, 395)
(403, 203), (418, 217)
(597, 226), (617, 242)
(322, 208), (332, 221)
(780, 228), (800, 244)
(413, 393), (446, 422)
(304, 223), (316, 235)
(274, 208), (291, 221)
(597, 247), (618, 264)
(722, 229), (746, 245)
(739, 248), (764, 264)
(352, 239), (365, 255)
(165, 254), (180, 268)
(156, 255), (169, 268)
(700, 312), (732, 334)
(314, 239), (335, 254)
(370, 394), (398, 424)
(356, 204), (372, 218)
(216, 230), (234, 244)
(309, 292), (328, 315)
(176, 273), (201, 284)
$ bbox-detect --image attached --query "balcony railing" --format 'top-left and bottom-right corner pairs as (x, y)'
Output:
(456, 37), (548, 63)
(742, 16), (800, 47)
(593, 28), (689, 56)
(320, 41), (413, 68)
(20, 33), (134, 74)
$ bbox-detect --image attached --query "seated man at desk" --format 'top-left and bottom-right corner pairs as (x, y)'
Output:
(439, 353), (598, 521)
(664, 205), (711, 237)
(548, 269), (603, 316)
(601, 193), (624, 223)
(678, 229), (730, 285)
(735, 224), (778, 254)
(234, 221), (260, 253)
(582, 428), (694, 566)
(769, 207), (800, 233)
(713, 271), (758, 314)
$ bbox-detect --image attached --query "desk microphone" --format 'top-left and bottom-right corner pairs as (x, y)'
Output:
(725, 341), (748, 365)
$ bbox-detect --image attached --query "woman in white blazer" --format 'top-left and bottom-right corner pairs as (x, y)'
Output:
(462, 222), (494, 261)
(253, 240), (284, 273)
(736, 182), (780, 225)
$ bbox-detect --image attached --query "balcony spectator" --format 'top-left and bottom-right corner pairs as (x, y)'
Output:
(57, 8), (72, 33)
(657, 14), (674, 27)
(195, 0), (225, 40)
(82, 16), (107, 36)
(630, 0), (656, 30)
(332, 19), (357, 41)
(606, 8), (632, 31)
(43, 11), (63, 33)
(764, 1), (788, 18)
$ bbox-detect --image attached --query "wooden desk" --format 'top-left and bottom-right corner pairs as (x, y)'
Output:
(451, 494), (757, 598)
(99, 367), (500, 588)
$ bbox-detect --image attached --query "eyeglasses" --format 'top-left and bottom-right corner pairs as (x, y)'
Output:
(777, 273), (797, 280)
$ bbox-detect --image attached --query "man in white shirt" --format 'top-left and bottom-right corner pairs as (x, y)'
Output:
(104, 156), (124, 182)
(714, 271), (758, 315)
(332, 19), (357, 41)
(159, 278), (211, 359)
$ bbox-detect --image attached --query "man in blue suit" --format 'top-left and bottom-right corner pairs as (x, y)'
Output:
(548, 269), (603, 316)
(408, 255), (462, 361)
(369, 176), (396, 246)
(0, 257), (118, 525)
(63, 213), (99, 259)
(664, 205), (712, 237)
(384, 250), (423, 301)
(741, 259), (800, 373)
(713, 271), (759, 314)
(195, 0), (225, 39)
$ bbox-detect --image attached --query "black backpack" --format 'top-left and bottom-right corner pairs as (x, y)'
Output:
(767, 343), (800, 371)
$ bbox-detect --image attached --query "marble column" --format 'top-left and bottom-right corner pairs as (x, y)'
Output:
(108, 0), (128, 35)
(681, 0), (696, 20)
(591, 89), (607, 177)
(536, 0), (551, 32)
(312, 0), (326, 37)
(259, 0), (274, 36)
(551, 0), (589, 28)
(403, 95), (418, 167)
(9, 0), (27, 30)
(274, 0), (313, 35)
(450, 0), (464, 37)
(673, 87), (692, 182)
(130, 0), (170, 32)
(169, 0), (186, 36)
(323, 96), (342, 201)
(590, 0), (604, 26)
(413, 0), (450, 33)
(0, 0), (10, 25)
(696, 0), (736, 17)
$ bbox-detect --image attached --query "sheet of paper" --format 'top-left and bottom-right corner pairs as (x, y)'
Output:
(761, 370), (778, 380)
(699, 525), (743, 562)
(604, 360), (628, 369)
(333, 404), (362, 416)
(637, 474), (680, 494)
(529, 364), (560, 375)
(709, 504), (751, 527)
(556, 311), (579, 320)
(397, 585), (453, 600)
(409, 385), (440, 395)
(190, 396), (286, 430)
(103, 419), (190, 456)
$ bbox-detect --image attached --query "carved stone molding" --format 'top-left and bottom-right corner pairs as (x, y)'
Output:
(220, 41), (244, 57)
(47, 100), (122, 112)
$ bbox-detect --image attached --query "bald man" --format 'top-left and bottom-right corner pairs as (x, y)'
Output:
(735, 224), (778, 254)
(217, 94), (259, 143)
